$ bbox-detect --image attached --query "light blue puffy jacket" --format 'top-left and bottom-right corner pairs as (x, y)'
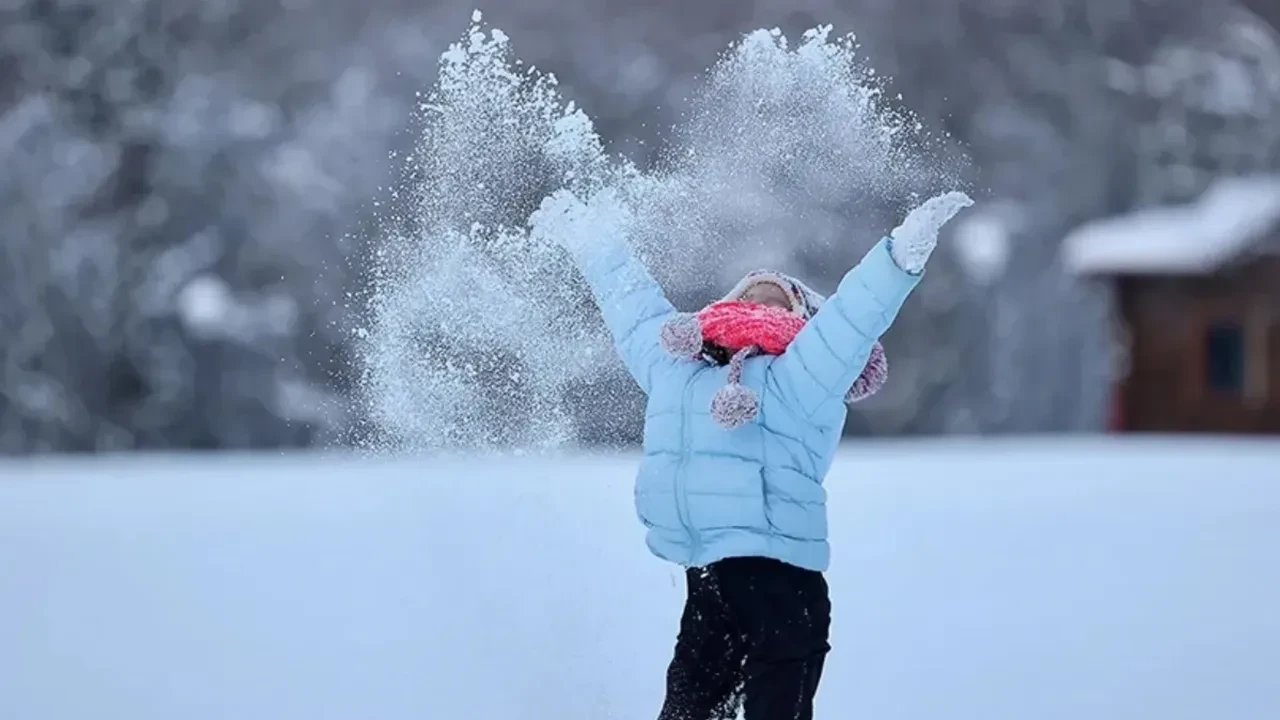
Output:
(574, 235), (922, 572)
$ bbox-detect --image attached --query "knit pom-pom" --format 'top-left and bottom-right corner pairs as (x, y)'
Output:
(845, 342), (888, 403)
(710, 383), (759, 429)
(659, 313), (703, 359)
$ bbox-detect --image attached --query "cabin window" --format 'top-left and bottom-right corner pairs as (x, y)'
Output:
(1204, 321), (1246, 395)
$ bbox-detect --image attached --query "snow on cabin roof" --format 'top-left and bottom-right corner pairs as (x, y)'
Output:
(1062, 174), (1280, 275)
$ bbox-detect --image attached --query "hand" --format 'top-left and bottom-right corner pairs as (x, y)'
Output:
(889, 191), (974, 274)
(529, 189), (587, 250)
(530, 188), (632, 258)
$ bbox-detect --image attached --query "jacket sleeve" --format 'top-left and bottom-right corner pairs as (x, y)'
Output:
(568, 235), (678, 395)
(766, 237), (922, 418)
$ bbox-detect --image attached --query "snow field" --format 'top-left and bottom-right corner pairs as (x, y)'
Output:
(1, 438), (1278, 719)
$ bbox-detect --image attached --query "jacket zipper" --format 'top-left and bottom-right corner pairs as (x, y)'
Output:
(673, 370), (700, 562)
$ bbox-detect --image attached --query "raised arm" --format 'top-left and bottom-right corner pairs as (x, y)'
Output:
(766, 238), (919, 417)
(531, 189), (677, 394)
(766, 191), (973, 418)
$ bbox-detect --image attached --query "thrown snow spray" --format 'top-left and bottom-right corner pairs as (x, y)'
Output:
(626, 26), (957, 288)
(355, 12), (964, 454)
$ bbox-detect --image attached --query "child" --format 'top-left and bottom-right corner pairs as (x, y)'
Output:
(532, 188), (972, 719)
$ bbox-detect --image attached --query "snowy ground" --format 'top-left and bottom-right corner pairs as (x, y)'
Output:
(2, 438), (1279, 720)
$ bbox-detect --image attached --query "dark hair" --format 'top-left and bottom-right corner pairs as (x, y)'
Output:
(702, 341), (733, 366)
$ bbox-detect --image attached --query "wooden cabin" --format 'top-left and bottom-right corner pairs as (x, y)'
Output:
(1063, 176), (1280, 434)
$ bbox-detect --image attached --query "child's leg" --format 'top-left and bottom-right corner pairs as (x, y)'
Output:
(657, 567), (748, 720)
(713, 557), (831, 720)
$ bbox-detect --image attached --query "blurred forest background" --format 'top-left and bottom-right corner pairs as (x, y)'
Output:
(2, 0), (1279, 454)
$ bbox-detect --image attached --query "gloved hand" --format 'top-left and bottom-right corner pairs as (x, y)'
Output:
(529, 187), (632, 260)
(888, 191), (974, 274)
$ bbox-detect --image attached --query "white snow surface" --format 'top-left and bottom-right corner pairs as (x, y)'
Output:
(1062, 174), (1280, 274)
(2, 438), (1280, 719)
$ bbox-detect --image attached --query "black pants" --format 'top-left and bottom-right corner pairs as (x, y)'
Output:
(658, 556), (831, 720)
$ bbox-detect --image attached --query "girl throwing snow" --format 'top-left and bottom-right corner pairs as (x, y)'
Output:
(532, 188), (972, 720)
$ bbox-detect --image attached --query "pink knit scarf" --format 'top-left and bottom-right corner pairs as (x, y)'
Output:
(696, 300), (806, 356)
(656, 299), (888, 428)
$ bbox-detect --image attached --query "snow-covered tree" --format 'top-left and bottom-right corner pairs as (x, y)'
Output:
(0, 0), (439, 451)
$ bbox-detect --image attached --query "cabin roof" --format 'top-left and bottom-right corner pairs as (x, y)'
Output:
(1062, 175), (1280, 275)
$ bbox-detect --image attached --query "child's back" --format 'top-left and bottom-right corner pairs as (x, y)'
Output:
(632, 236), (916, 573)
